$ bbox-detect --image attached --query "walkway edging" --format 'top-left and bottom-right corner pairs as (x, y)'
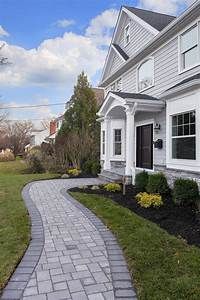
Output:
(61, 189), (137, 299)
(1, 183), (45, 300)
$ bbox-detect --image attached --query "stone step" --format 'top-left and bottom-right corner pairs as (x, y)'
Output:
(98, 170), (124, 183)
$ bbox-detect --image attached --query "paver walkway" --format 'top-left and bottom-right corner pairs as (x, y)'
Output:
(1, 179), (136, 300)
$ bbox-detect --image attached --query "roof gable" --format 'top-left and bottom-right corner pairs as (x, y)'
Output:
(124, 6), (176, 32)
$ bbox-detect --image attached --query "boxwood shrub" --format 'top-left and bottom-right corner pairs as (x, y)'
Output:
(146, 172), (169, 197)
(135, 171), (149, 192)
(173, 178), (200, 206)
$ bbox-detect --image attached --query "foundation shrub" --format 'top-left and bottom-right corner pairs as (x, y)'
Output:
(173, 178), (200, 206)
(146, 173), (169, 197)
(135, 171), (149, 192)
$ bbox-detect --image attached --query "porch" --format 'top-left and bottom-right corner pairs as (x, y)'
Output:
(97, 91), (165, 183)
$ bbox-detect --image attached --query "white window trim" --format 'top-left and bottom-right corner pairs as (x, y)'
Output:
(136, 57), (155, 93)
(110, 127), (125, 161)
(124, 23), (130, 47)
(166, 91), (200, 172)
(171, 111), (196, 160)
(178, 21), (200, 74)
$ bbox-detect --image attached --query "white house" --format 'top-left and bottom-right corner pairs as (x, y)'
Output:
(98, 2), (200, 185)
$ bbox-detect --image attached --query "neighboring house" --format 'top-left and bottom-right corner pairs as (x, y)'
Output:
(46, 115), (64, 142)
(97, 2), (200, 185)
(29, 128), (49, 148)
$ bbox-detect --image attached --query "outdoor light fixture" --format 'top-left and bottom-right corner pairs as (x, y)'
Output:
(154, 123), (161, 131)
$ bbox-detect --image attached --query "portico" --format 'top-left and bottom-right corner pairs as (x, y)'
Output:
(97, 91), (165, 183)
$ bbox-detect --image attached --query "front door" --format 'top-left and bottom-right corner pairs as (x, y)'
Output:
(136, 124), (153, 169)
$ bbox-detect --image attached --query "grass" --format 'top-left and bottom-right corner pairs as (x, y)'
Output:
(0, 160), (58, 291)
(71, 192), (200, 300)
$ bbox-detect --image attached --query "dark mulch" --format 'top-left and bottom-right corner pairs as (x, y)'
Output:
(69, 185), (200, 247)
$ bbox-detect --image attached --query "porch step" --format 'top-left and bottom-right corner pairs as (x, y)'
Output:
(98, 169), (124, 183)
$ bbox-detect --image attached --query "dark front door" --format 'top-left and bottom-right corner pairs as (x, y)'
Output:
(136, 124), (153, 169)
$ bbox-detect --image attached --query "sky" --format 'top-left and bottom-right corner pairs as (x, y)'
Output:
(0, 0), (194, 127)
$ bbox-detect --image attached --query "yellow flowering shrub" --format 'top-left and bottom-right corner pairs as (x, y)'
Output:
(104, 183), (121, 192)
(67, 168), (81, 177)
(135, 192), (163, 208)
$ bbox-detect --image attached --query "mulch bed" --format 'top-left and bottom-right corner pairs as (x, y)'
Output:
(69, 185), (200, 247)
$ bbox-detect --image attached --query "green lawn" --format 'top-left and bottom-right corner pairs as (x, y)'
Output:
(71, 192), (200, 300)
(0, 160), (58, 291)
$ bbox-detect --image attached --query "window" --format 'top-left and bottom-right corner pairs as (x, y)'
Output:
(138, 58), (154, 92)
(180, 24), (199, 70)
(124, 24), (130, 46)
(110, 78), (122, 92)
(116, 78), (122, 91)
(172, 111), (196, 160)
(102, 130), (105, 155)
(114, 129), (122, 155)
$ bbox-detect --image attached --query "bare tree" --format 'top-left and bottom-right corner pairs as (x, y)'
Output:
(2, 121), (33, 155)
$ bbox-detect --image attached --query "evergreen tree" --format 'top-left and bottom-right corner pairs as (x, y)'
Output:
(56, 72), (100, 172)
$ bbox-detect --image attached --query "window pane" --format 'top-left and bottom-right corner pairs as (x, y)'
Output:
(178, 114), (183, 125)
(138, 59), (154, 91)
(172, 115), (177, 126)
(181, 25), (197, 53)
(114, 143), (121, 155)
(172, 126), (177, 136)
(172, 137), (196, 159)
(178, 125), (183, 136)
(115, 129), (121, 142)
(190, 124), (195, 135)
(184, 113), (189, 124)
(183, 46), (198, 69)
(184, 124), (189, 135)
(190, 111), (196, 123)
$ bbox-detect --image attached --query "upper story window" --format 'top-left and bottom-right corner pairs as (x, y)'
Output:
(180, 24), (200, 71)
(138, 58), (154, 92)
(172, 111), (196, 160)
(110, 78), (122, 92)
(124, 24), (130, 46)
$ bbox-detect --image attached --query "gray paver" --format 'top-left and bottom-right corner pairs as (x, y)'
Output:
(1, 178), (136, 300)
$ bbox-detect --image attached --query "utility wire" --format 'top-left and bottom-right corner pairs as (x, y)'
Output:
(0, 102), (66, 110)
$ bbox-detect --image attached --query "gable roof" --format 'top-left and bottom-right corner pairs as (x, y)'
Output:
(124, 6), (176, 31)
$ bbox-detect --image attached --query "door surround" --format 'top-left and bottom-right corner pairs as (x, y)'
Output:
(135, 120), (154, 171)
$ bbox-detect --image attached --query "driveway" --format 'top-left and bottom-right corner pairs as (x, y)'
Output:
(1, 179), (136, 300)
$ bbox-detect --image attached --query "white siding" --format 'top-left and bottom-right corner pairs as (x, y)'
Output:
(109, 52), (124, 76)
(118, 17), (154, 58)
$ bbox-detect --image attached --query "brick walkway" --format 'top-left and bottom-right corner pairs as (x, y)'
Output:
(1, 179), (136, 300)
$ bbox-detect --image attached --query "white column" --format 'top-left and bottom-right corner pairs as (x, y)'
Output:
(125, 108), (135, 177)
(104, 116), (111, 170)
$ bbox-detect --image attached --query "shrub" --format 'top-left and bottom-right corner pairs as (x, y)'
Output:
(67, 168), (81, 177)
(173, 178), (200, 206)
(82, 159), (101, 176)
(0, 149), (15, 162)
(27, 154), (45, 173)
(136, 192), (163, 208)
(135, 171), (149, 192)
(104, 183), (121, 192)
(146, 173), (169, 196)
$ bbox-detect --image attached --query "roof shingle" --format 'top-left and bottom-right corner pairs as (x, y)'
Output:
(124, 6), (176, 31)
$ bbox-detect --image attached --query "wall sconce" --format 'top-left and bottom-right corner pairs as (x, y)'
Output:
(154, 123), (161, 131)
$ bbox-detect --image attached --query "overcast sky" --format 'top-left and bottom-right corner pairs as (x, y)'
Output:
(0, 0), (194, 126)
